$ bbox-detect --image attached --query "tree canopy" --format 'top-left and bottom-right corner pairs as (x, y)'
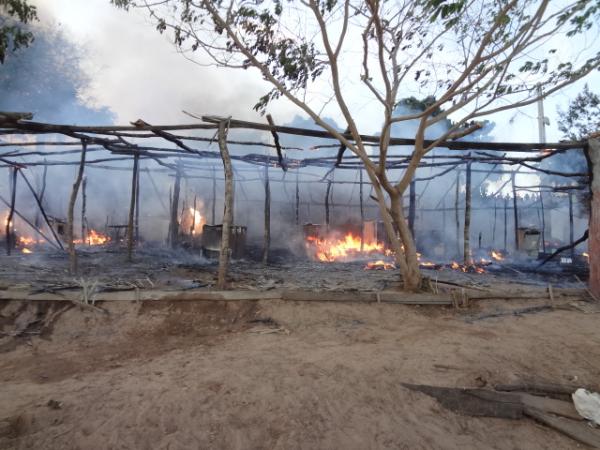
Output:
(0, 0), (37, 64)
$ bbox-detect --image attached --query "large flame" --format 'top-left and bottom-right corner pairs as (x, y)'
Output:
(306, 232), (385, 262)
(74, 229), (111, 246)
(182, 207), (206, 236)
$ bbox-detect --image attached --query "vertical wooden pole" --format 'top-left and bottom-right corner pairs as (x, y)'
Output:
(455, 170), (460, 257)
(587, 138), (600, 298)
(5, 167), (17, 255)
(359, 167), (364, 251)
(169, 162), (181, 248)
(492, 199), (497, 247)
(211, 166), (216, 225)
(408, 180), (416, 239)
(263, 163), (270, 265)
(67, 142), (87, 274)
(295, 171), (300, 227)
(127, 153), (139, 262)
(463, 161), (472, 265)
(34, 163), (47, 229)
(217, 120), (234, 289)
(504, 197), (508, 251)
(325, 179), (332, 232)
(135, 161), (140, 243)
(568, 191), (575, 257)
(512, 173), (519, 251)
(81, 177), (87, 245)
(540, 191), (546, 253)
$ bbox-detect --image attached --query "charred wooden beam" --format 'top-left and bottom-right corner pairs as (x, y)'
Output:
(463, 160), (472, 265)
(127, 153), (139, 262)
(265, 114), (286, 171)
(263, 164), (270, 265)
(5, 167), (17, 255)
(512, 173), (519, 251)
(168, 162), (182, 248)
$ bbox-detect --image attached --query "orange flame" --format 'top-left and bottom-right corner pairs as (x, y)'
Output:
(364, 260), (396, 270)
(306, 233), (385, 262)
(21, 248), (32, 254)
(74, 229), (111, 246)
(491, 250), (504, 261)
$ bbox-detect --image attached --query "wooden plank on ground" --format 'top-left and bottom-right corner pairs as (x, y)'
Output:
(524, 407), (600, 449)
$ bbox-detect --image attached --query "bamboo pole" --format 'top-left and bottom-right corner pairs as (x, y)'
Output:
(463, 160), (472, 265)
(217, 120), (234, 290)
(67, 142), (87, 274)
(135, 161), (140, 243)
(34, 162), (47, 229)
(504, 197), (508, 251)
(5, 167), (17, 255)
(127, 153), (139, 262)
(263, 163), (270, 265)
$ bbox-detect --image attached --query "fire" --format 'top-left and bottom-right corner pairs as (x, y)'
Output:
(19, 236), (37, 246)
(364, 260), (396, 270)
(306, 233), (385, 262)
(21, 248), (32, 254)
(74, 229), (111, 246)
(583, 252), (589, 260)
(182, 207), (206, 236)
(490, 250), (504, 261)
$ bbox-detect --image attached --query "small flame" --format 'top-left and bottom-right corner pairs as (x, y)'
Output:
(364, 260), (396, 270)
(74, 229), (111, 246)
(583, 252), (589, 260)
(21, 248), (32, 254)
(491, 250), (504, 261)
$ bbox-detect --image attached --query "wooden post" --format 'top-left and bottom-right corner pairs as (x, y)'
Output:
(359, 167), (364, 251)
(168, 162), (182, 248)
(540, 191), (546, 253)
(587, 138), (600, 298)
(81, 176), (87, 245)
(263, 163), (270, 265)
(295, 170), (300, 227)
(408, 180), (416, 239)
(217, 120), (234, 289)
(211, 165), (216, 225)
(504, 197), (508, 251)
(67, 141), (87, 274)
(5, 167), (17, 255)
(135, 161), (140, 243)
(325, 179), (332, 232)
(34, 162), (47, 229)
(492, 199), (497, 247)
(127, 153), (139, 262)
(568, 191), (574, 258)
(512, 172), (519, 251)
(455, 170), (461, 257)
(463, 160), (472, 265)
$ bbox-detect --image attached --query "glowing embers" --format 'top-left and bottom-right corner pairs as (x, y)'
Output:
(491, 250), (505, 261)
(305, 232), (387, 262)
(364, 260), (396, 270)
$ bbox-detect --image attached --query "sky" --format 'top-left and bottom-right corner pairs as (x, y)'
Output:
(30, 0), (600, 142)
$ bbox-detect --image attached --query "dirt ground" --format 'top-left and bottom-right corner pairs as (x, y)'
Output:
(1, 294), (599, 450)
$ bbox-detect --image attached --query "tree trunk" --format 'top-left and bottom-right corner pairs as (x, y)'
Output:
(463, 161), (472, 265)
(5, 167), (17, 256)
(389, 190), (422, 291)
(67, 142), (87, 274)
(217, 120), (234, 289)
(81, 177), (87, 245)
(169, 163), (181, 248)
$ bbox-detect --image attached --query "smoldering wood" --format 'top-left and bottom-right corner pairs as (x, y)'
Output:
(127, 153), (140, 262)
(5, 167), (17, 255)
(295, 171), (300, 226)
(19, 170), (64, 251)
(67, 142), (87, 274)
(325, 178), (332, 231)
(135, 160), (141, 243)
(211, 165), (216, 225)
(463, 160), (472, 264)
(34, 162), (48, 229)
(538, 230), (589, 267)
(215, 119), (234, 290)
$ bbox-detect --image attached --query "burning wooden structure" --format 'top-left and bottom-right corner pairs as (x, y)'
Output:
(0, 112), (594, 292)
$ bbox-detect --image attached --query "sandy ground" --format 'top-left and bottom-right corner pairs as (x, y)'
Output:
(1, 295), (599, 450)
